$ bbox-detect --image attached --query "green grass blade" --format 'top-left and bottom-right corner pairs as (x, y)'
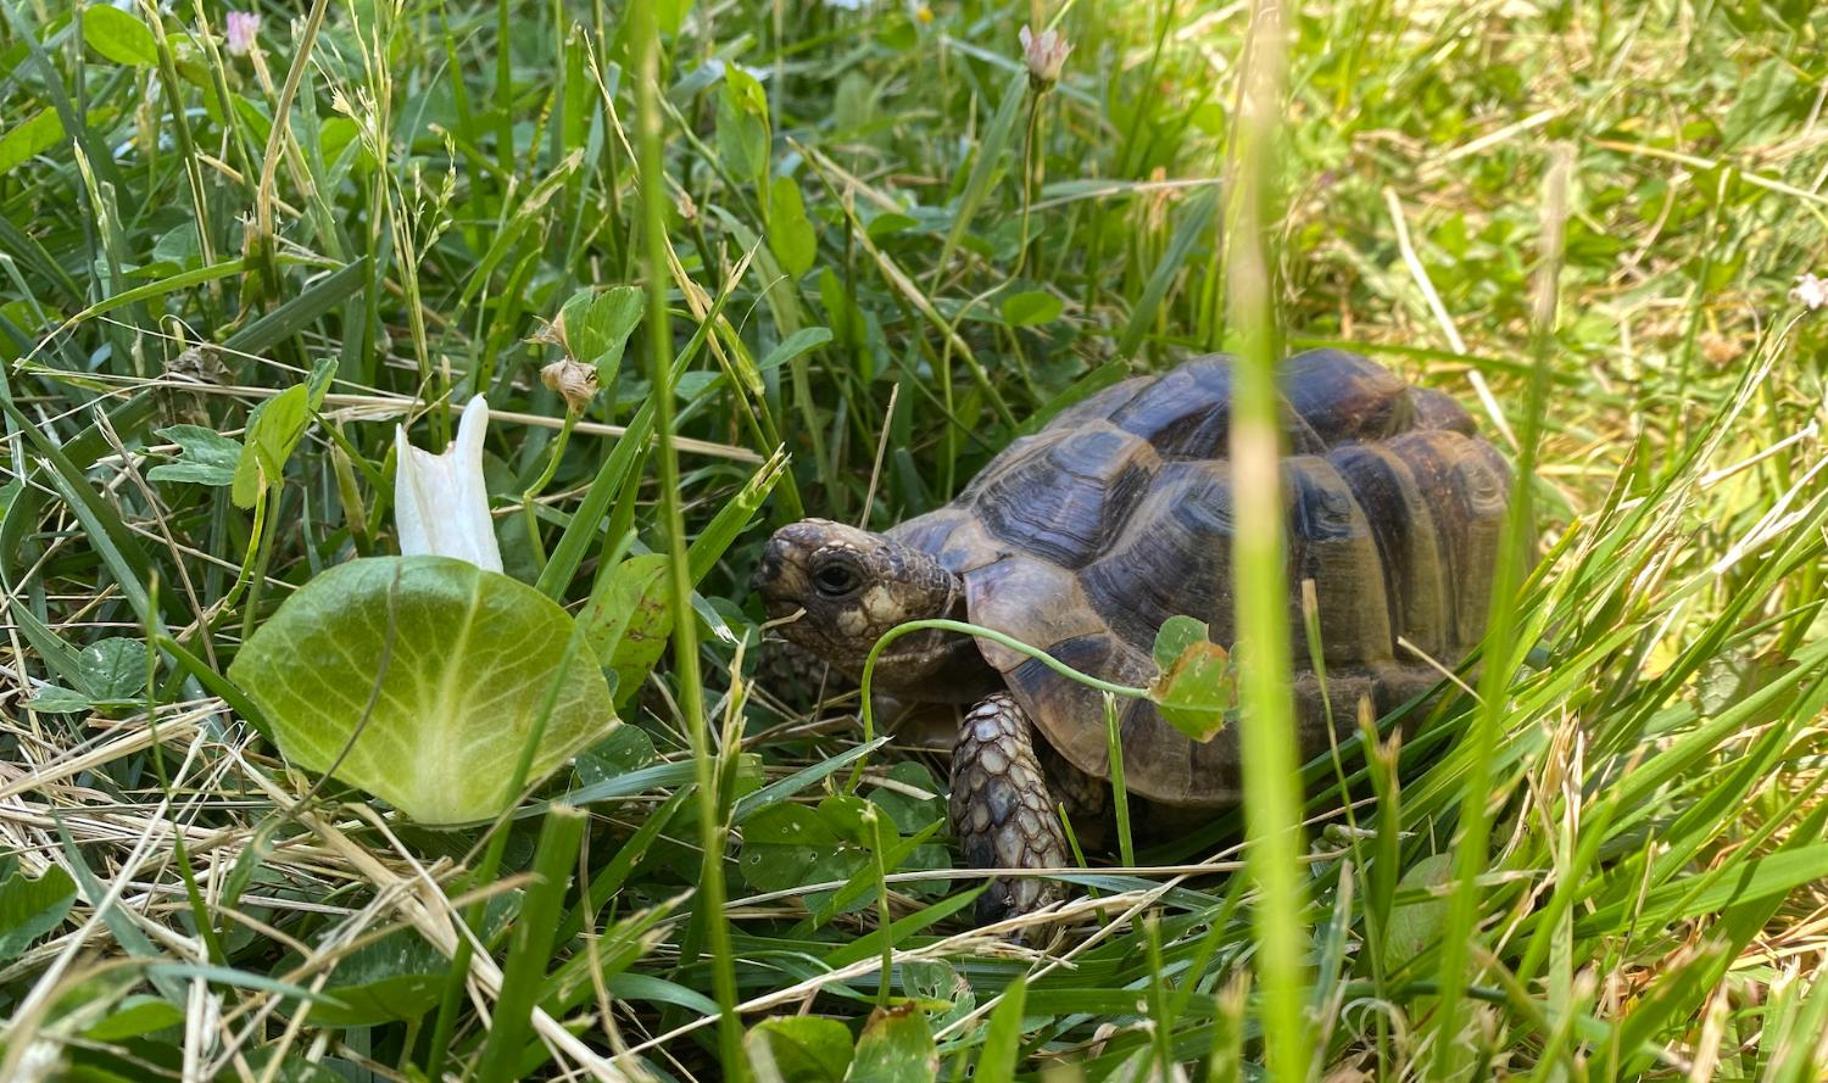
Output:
(475, 804), (587, 1083)
(1224, 3), (1310, 1077)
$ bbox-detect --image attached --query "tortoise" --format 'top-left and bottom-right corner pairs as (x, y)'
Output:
(754, 349), (1510, 922)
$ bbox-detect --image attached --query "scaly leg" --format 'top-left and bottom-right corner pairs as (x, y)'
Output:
(949, 693), (1070, 923)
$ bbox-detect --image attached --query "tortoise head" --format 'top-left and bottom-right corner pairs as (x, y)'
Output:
(754, 519), (961, 683)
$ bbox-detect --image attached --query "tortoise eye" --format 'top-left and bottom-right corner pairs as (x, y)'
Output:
(812, 559), (862, 598)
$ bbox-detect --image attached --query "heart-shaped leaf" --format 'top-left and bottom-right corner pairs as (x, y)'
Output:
(747, 1015), (853, 1082)
(79, 637), (149, 701)
(1000, 289), (1063, 327)
(0, 864), (76, 960)
(1151, 614), (1210, 671)
(229, 556), (616, 824)
(759, 327), (832, 373)
(847, 1004), (938, 1082)
(716, 66), (771, 183)
(556, 286), (645, 385)
(148, 425), (242, 487)
(579, 553), (673, 707)
(768, 176), (817, 278)
(83, 6), (159, 67)
(1149, 617), (1237, 742)
(232, 383), (311, 508)
(1384, 853), (1454, 971)
(306, 928), (447, 1026)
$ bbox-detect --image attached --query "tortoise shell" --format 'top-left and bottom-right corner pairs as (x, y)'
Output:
(886, 349), (1511, 806)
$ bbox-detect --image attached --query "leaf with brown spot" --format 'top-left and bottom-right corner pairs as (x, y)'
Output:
(579, 554), (674, 706)
(1149, 616), (1237, 743)
(847, 1004), (937, 1083)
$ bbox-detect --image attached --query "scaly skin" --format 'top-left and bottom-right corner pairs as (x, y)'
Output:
(949, 693), (1070, 923)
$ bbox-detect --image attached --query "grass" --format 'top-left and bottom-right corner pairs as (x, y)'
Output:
(3, 0), (1828, 1079)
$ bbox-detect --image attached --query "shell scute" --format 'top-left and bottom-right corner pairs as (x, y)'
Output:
(1079, 461), (1235, 652)
(972, 425), (1159, 568)
(1285, 456), (1394, 664)
(1281, 348), (1414, 443)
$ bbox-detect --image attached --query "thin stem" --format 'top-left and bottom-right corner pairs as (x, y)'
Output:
(520, 408), (580, 565)
(857, 616), (1149, 747)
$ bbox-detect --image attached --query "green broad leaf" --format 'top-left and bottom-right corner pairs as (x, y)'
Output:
(716, 66), (771, 184)
(79, 637), (148, 700)
(1152, 615), (1211, 671)
(865, 212), (918, 240)
(758, 327), (833, 373)
(0, 863), (77, 959)
(319, 117), (361, 167)
(898, 958), (977, 1031)
(83, 995), (185, 1041)
(848, 1005), (938, 1083)
(1148, 617), (1236, 742)
(304, 928), (449, 1026)
(817, 794), (878, 847)
(805, 821), (947, 925)
(0, 108), (65, 176)
(575, 724), (657, 788)
(149, 425), (243, 487)
(227, 556), (617, 825)
(82, 5), (160, 67)
(738, 836), (867, 900)
(151, 222), (202, 268)
(768, 175), (817, 278)
(556, 285), (645, 385)
(818, 269), (868, 350)
(743, 804), (840, 848)
(231, 384), (311, 509)
(746, 1016), (854, 1082)
(227, 93), (273, 144)
(579, 554), (673, 707)
(1384, 853), (1453, 972)
(24, 685), (92, 713)
(1000, 290), (1063, 328)
(867, 761), (943, 835)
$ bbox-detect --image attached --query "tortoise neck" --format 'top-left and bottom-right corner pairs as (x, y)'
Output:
(868, 564), (1000, 703)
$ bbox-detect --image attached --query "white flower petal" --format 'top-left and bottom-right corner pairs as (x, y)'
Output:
(394, 397), (503, 572)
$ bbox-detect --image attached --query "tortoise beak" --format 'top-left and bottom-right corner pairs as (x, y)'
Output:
(753, 528), (813, 617)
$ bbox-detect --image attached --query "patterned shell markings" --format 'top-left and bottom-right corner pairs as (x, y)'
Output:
(888, 349), (1513, 807)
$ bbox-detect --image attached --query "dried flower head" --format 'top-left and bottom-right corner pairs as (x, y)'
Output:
(540, 357), (600, 413)
(1019, 24), (1071, 89)
(225, 10), (260, 57)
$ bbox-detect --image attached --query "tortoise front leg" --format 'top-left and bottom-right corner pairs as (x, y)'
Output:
(950, 693), (1070, 923)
